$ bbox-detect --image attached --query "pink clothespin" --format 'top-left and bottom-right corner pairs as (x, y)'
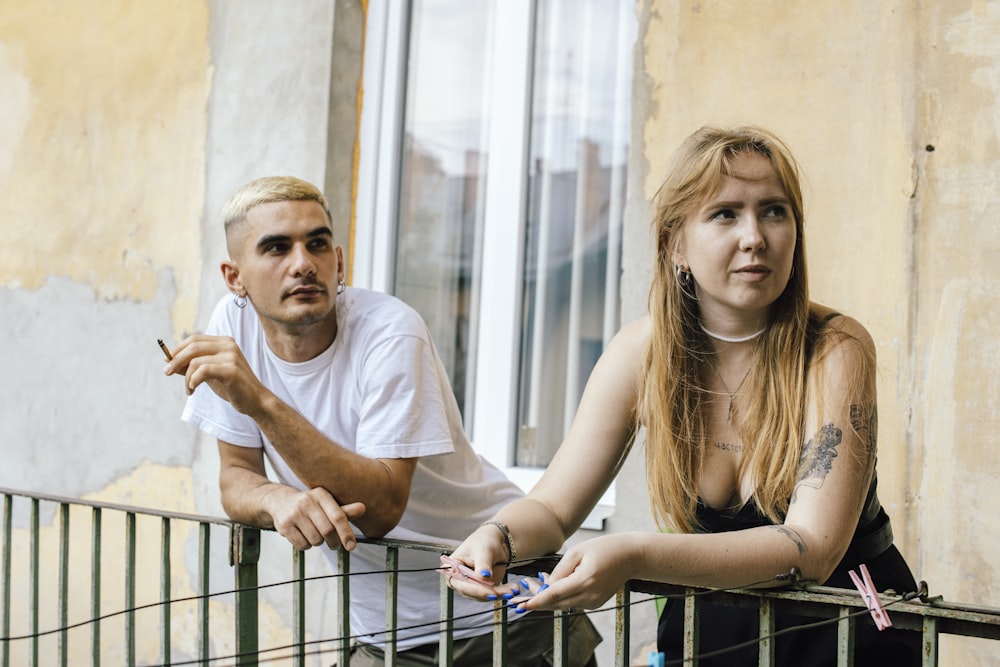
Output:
(849, 563), (892, 631)
(438, 555), (496, 592)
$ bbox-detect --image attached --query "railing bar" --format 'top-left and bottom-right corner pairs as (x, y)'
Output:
(29, 498), (39, 667)
(552, 608), (569, 667)
(836, 604), (855, 667)
(384, 546), (399, 667)
(161, 517), (171, 666)
(125, 512), (136, 667)
(630, 578), (1000, 621)
(758, 596), (774, 667)
(437, 568), (454, 667)
(683, 586), (698, 667)
(491, 600), (508, 667)
(337, 548), (351, 667)
(1, 495), (11, 667)
(922, 616), (939, 667)
(292, 548), (305, 667)
(91, 508), (101, 667)
(614, 587), (630, 667)
(0, 487), (230, 526)
(58, 503), (70, 667)
(197, 523), (209, 664)
(231, 525), (260, 666)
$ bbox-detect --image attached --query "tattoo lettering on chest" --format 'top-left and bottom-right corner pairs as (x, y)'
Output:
(794, 423), (842, 499)
(713, 441), (743, 453)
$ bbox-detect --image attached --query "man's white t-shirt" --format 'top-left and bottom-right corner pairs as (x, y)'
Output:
(182, 288), (524, 650)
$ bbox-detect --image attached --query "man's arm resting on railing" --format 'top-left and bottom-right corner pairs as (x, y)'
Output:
(218, 440), (367, 551)
(169, 334), (417, 539)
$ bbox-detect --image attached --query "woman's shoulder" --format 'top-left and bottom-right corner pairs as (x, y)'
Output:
(588, 316), (652, 378)
(614, 315), (654, 351)
(807, 303), (875, 362)
(810, 304), (871, 338)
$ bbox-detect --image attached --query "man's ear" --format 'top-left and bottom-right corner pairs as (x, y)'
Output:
(221, 260), (244, 296)
(335, 245), (345, 282)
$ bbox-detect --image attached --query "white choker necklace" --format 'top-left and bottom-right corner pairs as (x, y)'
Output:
(699, 323), (766, 343)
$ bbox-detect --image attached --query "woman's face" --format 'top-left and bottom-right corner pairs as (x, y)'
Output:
(675, 152), (797, 329)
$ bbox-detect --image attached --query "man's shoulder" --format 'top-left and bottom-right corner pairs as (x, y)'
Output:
(205, 293), (259, 340)
(342, 288), (427, 338)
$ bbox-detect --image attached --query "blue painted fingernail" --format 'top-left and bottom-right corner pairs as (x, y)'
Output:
(515, 606), (528, 614)
(481, 569), (492, 577)
(538, 572), (546, 582)
(520, 578), (530, 590)
(487, 594), (498, 600)
(538, 584), (549, 592)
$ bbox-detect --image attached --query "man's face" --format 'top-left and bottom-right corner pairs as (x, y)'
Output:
(224, 199), (343, 335)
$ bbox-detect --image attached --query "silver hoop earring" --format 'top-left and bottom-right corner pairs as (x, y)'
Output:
(336, 279), (347, 295)
(674, 265), (694, 291)
(234, 293), (248, 309)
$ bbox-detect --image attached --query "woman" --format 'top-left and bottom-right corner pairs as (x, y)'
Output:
(448, 126), (920, 665)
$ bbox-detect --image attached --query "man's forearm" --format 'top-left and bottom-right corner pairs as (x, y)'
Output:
(219, 464), (286, 529)
(248, 391), (412, 536)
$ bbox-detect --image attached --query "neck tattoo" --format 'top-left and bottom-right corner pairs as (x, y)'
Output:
(699, 323), (766, 344)
(707, 361), (751, 423)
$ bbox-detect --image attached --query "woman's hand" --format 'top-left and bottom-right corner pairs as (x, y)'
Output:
(444, 524), (523, 602)
(513, 533), (644, 613)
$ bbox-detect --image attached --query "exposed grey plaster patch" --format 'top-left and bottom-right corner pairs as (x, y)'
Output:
(0, 270), (199, 500)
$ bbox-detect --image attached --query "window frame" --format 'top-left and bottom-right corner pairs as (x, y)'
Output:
(354, 0), (616, 524)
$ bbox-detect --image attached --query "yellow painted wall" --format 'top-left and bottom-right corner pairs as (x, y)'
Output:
(0, 0), (207, 333)
(639, 1), (1000, 662)
(0, 2), (317, 663)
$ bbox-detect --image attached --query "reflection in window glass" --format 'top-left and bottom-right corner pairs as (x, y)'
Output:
(394, 0), (496, 422)
(516, 0), (634, 467)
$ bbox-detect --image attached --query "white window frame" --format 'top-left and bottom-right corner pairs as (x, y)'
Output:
(354, 0), (615, 526)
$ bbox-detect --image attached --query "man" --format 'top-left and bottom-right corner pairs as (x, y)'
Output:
(165, 176), (600, 665)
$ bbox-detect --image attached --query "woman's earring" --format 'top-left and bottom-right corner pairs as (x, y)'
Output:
(674, 265), (694, 291)
(234, 293), (248, 309)
(336, 279), (347, 295)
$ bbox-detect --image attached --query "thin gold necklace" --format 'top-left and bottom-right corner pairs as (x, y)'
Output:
(707, 361), (751, 422)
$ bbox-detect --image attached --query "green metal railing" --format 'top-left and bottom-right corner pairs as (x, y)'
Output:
(3, 487), (1000, 666)
(1, 487), (227, 667)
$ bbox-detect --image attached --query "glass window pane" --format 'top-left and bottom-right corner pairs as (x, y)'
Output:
(516, 0), (634, 467)
(393, 0), (497, 423)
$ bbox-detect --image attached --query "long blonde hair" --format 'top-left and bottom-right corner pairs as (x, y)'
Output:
(640, 126), (811, 532)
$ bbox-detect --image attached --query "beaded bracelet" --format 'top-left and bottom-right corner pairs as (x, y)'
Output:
(481, 520), (517, 563)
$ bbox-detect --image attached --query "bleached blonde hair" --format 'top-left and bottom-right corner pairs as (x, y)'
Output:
(222, 176), (333, 255)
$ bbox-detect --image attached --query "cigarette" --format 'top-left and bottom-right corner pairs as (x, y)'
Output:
(157, 338), (173, 362)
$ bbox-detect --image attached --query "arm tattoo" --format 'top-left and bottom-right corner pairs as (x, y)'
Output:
(773, 525), (807, 556)
(849, 403), (878, 467)
(794, 423), (842, 499)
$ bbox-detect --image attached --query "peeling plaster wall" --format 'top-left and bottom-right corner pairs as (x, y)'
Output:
(0, 1), (208, 331)
(630, 1), (1000, 662)
(0, 1), (350, 663)
(0, 0), (209, 497)
(912, 2), (1000, 662)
